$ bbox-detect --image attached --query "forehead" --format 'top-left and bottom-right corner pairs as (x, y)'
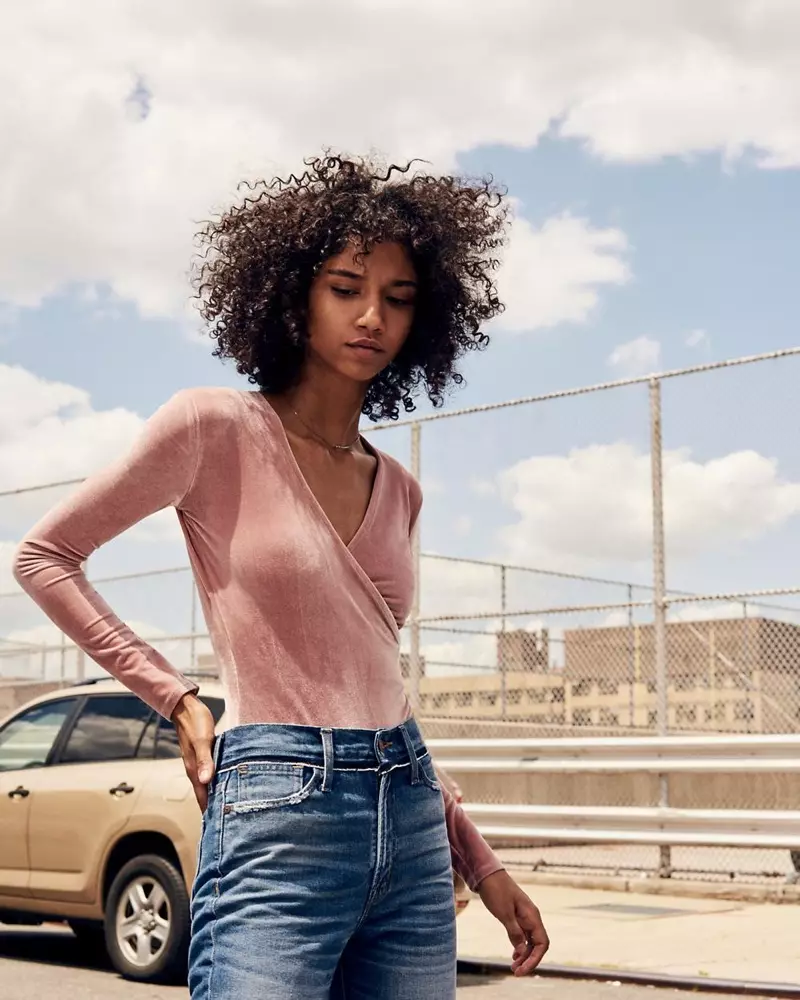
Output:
(327, 241), (416, 277)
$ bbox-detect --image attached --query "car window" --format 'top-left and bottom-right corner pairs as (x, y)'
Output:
(136, 714), (158, 758)
(60, 695), (154, 764)
(154, 696), (225, 760)
(0, 699), (76, 772)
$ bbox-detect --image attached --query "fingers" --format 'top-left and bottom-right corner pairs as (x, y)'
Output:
(505, 920), (533, 975)
(172, 697), (216, 813)
(193, 775), (209, 814)
(512, 899), (550, 976)
(187, 736), (214, 811)
(503, 917), (530, 962)
(195, 738), (215, 785)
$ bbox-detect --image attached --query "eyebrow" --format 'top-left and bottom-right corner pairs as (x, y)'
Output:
(327, 267), (417, 289)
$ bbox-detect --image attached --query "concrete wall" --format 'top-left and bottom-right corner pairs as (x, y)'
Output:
(421, 719), (800, 812)
(0, 681), (71, 720)
(447, 768), (800, 812)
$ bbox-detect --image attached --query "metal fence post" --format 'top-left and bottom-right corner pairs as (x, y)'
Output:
(627, 583), (635, 727)
(650, 377), (672, 877)
(409, 422), (423, 714)
(499, 564), (508, 718)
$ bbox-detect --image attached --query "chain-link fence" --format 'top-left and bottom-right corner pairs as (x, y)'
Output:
(3, 346), (800, 884)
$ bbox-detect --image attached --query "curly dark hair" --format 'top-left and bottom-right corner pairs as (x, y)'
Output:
(193, 153), (509, 421)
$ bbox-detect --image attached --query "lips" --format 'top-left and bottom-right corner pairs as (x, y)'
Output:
(346, 339), (384, 354)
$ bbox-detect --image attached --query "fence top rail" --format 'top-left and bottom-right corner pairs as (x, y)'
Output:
(427, 734), (800, 755)
(466, 804), (800, 822)
(364, 346), (800, 431)
(3, 347), (799, 500)
(433, 757), (800, 773)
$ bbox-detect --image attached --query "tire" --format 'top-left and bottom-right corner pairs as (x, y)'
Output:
(792, 851), (800, 874)
(104, 853), (190, 984)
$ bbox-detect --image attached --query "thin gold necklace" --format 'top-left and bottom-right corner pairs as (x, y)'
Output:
(291, 406), (360, 452)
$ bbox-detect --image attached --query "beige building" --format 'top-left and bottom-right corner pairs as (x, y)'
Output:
(415, 618), (800, 734)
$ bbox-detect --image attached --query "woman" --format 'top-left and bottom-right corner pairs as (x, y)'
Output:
(13, 155), (549, 998)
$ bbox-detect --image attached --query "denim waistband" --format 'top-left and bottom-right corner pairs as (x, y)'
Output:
(212, 717), (428, 774)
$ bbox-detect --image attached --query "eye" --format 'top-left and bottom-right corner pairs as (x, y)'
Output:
(331, 286), (358, 297)
(387, 296), (415, 308)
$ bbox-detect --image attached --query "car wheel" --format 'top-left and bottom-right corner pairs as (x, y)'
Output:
(104, 853), (189, 984)
(792, 851), (800, 874)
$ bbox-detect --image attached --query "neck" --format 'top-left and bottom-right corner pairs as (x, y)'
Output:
(280, 365), (366, 447)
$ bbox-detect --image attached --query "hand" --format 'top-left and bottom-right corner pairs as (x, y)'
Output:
(477, 870), (549, 976)
(171, 693), (216, 812)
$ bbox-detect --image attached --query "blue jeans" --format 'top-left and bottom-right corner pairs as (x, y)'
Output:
(189, 718), (457, 999)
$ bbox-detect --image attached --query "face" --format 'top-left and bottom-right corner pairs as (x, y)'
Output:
(304, 241), (417, 383)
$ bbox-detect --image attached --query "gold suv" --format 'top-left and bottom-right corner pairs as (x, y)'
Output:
(0, 678), (469, 983)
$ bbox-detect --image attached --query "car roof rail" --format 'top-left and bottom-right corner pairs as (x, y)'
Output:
(68, 676), (114, 687)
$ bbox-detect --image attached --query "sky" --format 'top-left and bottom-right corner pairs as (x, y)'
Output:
(3, 0), (800, 677)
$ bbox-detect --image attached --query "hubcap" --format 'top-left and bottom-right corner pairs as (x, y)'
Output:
(115, 875), (171, 968)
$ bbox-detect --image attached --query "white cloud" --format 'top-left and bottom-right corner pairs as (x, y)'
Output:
(607, 336), (661, 375)
(421, 635), (498, 677)
(0, 365), (181, 542)
(470, 478), (498, 498)
(0, 541), (19, 595)
(497, 442), (800, 568)
(420, 557), (500, 621)
(496, 213), (630, 332)
(2, 2), (800, 321)
(668, 601), (760, 623)
(686, 328), (710, 349)
(453, 515), (473, 538)
(602, 610), (633, 627)
(0, 304), (19, 328)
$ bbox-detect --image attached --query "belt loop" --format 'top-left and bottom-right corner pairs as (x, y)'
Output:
(321, 728), (334, 792)
(399, 724), (420, 785)
(212, 731), (224, 771)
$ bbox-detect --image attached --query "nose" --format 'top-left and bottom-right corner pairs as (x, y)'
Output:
(357, 300), (384, 335)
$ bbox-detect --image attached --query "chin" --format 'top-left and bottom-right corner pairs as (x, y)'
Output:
(335, 360), (389, 383)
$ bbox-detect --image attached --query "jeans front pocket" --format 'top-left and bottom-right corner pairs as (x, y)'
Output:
(227, 761), (320, 815)
(418, 754), (442, 792)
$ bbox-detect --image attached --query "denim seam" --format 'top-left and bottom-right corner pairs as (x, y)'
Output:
(354, 769), (392, 931)
(216, 753), (431, 775)
(230, 769), (320, 814)
(206, 773), (225, 1000)
(217, 760), (307, 775)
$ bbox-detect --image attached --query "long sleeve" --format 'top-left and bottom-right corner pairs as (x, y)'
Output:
(12, 390), (202, 720)
(441, 780), (505, 891)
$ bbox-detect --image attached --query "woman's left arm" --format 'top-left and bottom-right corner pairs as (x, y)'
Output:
(408, 477), (549, 974)
(440, 778), (550, 976)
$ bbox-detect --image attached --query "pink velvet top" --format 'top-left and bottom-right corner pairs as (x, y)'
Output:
(13, 387), (503, 889)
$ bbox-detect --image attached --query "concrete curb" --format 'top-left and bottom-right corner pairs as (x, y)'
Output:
(458, 959), (800, 998)
(503, 867), (800, 904)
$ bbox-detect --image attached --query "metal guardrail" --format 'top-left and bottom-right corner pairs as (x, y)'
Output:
(428, 735), (800, 851)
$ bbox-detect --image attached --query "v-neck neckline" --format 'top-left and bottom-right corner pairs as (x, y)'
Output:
(254, 392), (384, 553)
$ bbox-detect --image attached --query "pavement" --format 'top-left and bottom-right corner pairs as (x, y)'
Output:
(0, 925), (758, 1000)
(2, 878), (799, 998)
(458, 875), (800, 987)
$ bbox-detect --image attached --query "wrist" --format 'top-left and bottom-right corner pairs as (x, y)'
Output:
(171, 690), (200, 723)
(476, 868), (511, 894)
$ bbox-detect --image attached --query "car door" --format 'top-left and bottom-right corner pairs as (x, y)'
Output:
(25, 693), (157, 904)
(0, 697), (78, 899)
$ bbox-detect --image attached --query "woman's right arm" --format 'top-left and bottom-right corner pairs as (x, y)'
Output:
(12, 389), (203, 721)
